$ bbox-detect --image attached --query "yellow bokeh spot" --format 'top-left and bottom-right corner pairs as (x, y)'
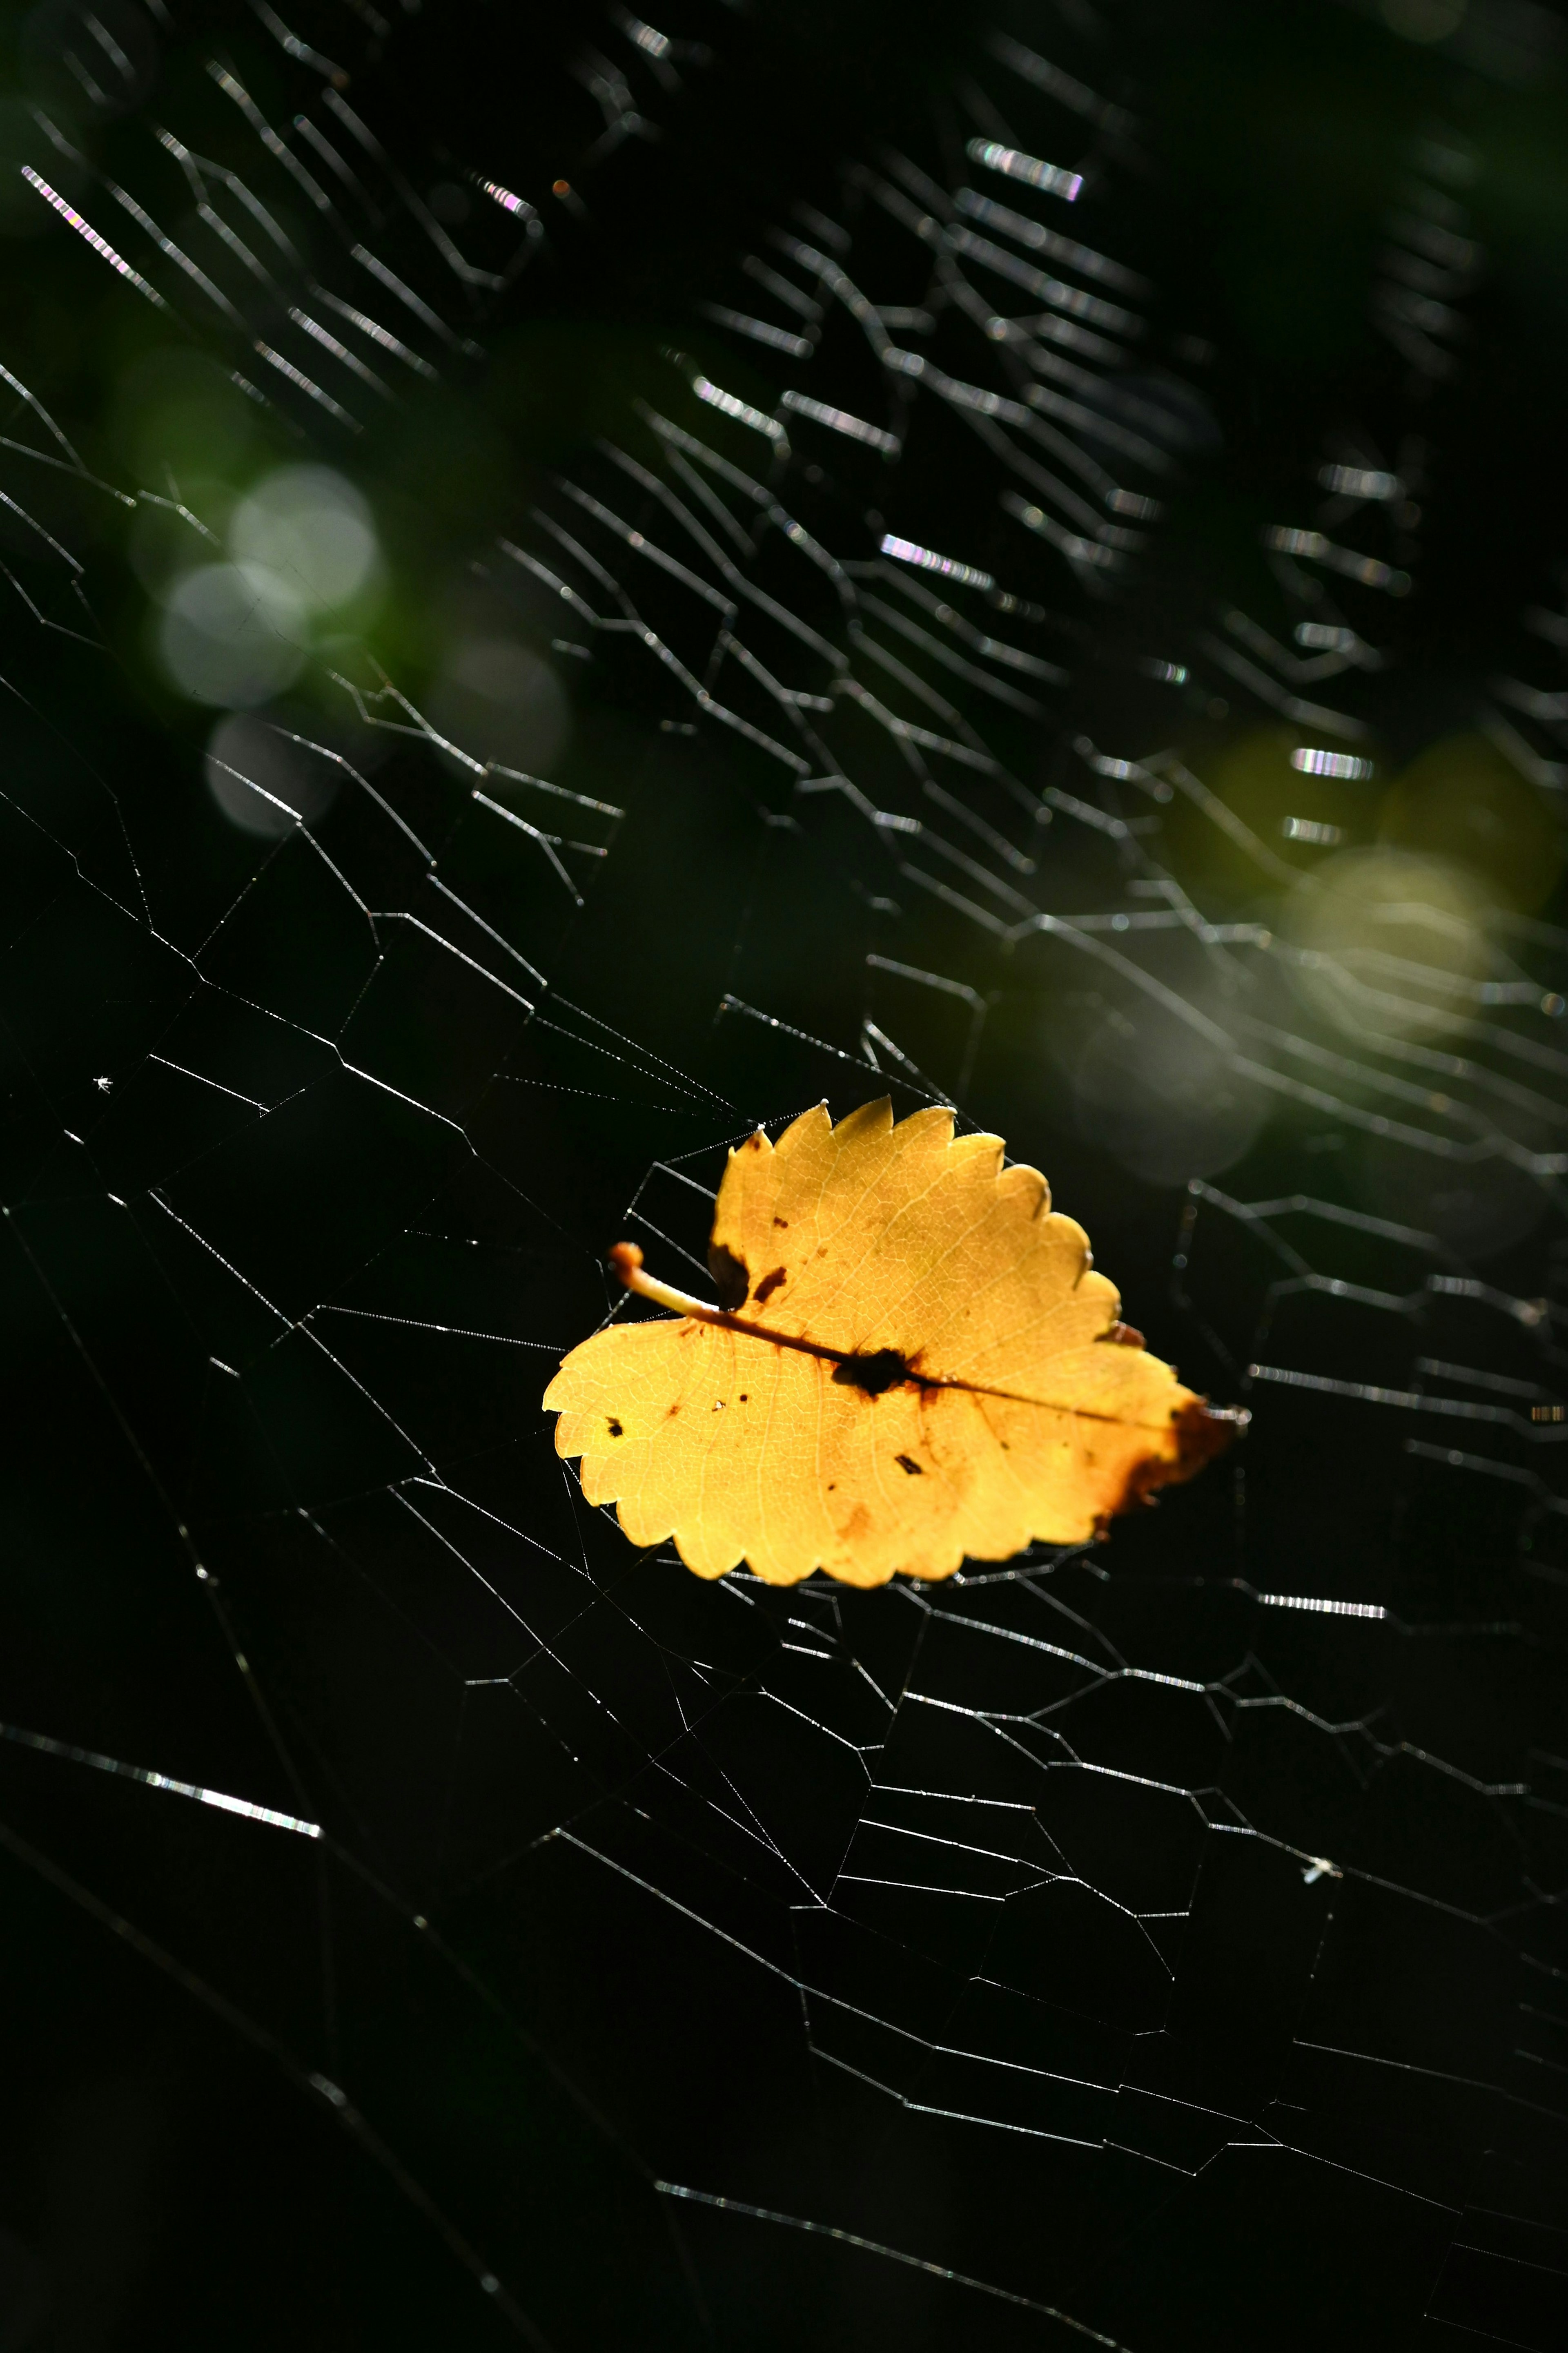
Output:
(1287, 844), (1492, 1041)
(1378, 731), (1562, 913)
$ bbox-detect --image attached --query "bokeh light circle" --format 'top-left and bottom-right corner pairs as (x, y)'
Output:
(1071, 1013), (1268, 1186)
(158, 563), (308, 707)
(228, 466), (380, 613)
(427, 638), (570, 777)
(204, 711), (342, 837)
(1286, 845), (1492, 1043)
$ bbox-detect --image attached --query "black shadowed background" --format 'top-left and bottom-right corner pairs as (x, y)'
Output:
(1, 0), (1566, 2346)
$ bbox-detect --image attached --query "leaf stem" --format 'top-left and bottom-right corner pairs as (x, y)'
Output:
(608, 1242), (733, 1325)
(609, 1240), (858, 1367)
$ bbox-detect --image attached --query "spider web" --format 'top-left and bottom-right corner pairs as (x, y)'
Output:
(1, 2), (1565, 2346)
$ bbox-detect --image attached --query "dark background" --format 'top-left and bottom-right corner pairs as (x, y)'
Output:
(1, 1), (1566, 2346)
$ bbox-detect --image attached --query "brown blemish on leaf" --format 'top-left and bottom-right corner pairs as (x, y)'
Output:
(708, 1241), (750, 1312)
(1094, 1400), (1246, 1534)
(1099, 1322), (1145, 1349)
(607, 1418), (623, 1437)
(753, 1266), (788, 1305)
(895, 1454), (923, 1476)
(832, 1349), (911, 1396)
(773, 1216), (789, 1228)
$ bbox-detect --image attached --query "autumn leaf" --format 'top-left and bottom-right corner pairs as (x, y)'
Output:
(543, 1098), (1242, 1587)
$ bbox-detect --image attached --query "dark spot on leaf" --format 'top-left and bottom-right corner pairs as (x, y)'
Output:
(753, 1265), (788, 1305)
(773, 1215), (789, 1227)
(895, 1453), (923, 1476)
(666, 1403), (681, 1417)
(708, 1242), (749, 1311)
(1098, 1321), (1145, 1349)
(746, 1133), (763, 1151)
(607, 1418), (623, 1437)
(832, 1349), (911, 1396)
(739, 1393), (748, 1402)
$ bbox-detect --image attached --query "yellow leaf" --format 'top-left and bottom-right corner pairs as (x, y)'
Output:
(544, 1098), (1242, 1587)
